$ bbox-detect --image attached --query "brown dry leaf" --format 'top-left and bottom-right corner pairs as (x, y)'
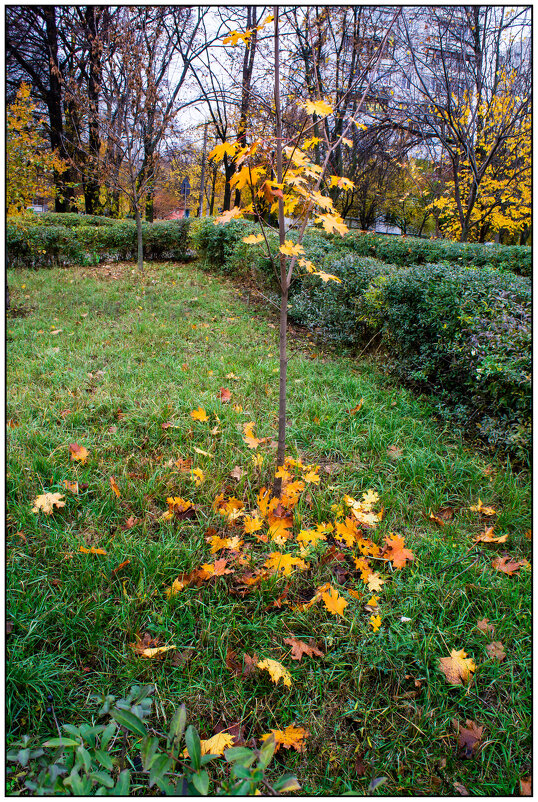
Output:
(174, 457), (192, 472)
(59, 409), (72, 418)
(69, 442), (89, 463)
(170, 647), (195, 668)
(429, 511), (445, 527)
(161, 421), (175, 430)
(491, 555), (525, 575)
(473, 526), (508, 544)
(31, 493), (66, 515)
(218, 388), (232, 403)
(121, 516), (138, 530)
(454, 719), (484, 758)
(476, 618), (495, 636)
(225, 649), (258, 678)
(387, 445), (403, 460)
(283, 637), (324, 661)
(62, 480), (79, 494)
(520, 777), (532, 795)
(485, 641), (506, 662)
(109, 476), (121, 497)
(438, 649), (476, 685)
(453, 782), (470, 796)
(260, 725), (309, 752)
(230, 466), (244, 480)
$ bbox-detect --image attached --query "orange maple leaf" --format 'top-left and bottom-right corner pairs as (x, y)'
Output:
(79, 546), (107, 555)
(473, 527), (508, 544)
(283, 637), (323, 661)
(491, 555), (526, 575)
(261, 725), (309, 752)
(69, 442), (89, 463)
(200, 558), (233, 577)
(321, 585), (348, 616)
(382, 533), (415, 569)
(335, 517), (358, 547)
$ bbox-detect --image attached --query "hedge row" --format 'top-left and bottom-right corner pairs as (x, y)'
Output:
(191, 217), (531, 462)
(323, 231), (532, 277)
(6, 216), (191, 268)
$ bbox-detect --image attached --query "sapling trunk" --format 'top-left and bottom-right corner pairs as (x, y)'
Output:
(273, 6), (288, 496)
(134, 206), (144, 272)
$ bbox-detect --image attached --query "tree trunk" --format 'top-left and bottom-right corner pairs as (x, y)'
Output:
(134, 207), (144, 271)
(209, 164), (217, 215)
(85, 6), (103, 215)
(273, 7), (288, 492)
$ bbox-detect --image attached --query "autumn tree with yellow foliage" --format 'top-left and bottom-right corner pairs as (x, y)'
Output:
(211, 8), (399, 482)
(7, 83), (66, 216)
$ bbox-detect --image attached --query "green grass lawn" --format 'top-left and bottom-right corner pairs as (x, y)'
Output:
(6, 261), (531, 795)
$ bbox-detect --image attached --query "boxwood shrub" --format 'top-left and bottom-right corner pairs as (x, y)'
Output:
(332, 232), (531, 277)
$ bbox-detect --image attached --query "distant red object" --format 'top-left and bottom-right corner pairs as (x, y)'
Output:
(165, 208), (187, 220)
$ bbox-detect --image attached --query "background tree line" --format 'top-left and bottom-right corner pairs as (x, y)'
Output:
(6, 5), (531, 243)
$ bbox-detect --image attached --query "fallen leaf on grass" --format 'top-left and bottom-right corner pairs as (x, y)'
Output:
(347, 399), (364, 415)
(200, 558), (233, 577)
(174, 457), (192, 471)
(161, 421), (175, 430)
(283, 637), (323, 661)
(69, 443), (89, 463)
(162, 496), (195, 521)
(387, 445), (403, 460)
(485, 641), (506, 662)
(230, 466), (244, 480)
(183, 732), (235, 758)
(492, 555), (526, 575)
(111, 559), (130, 575)
(370, 614), (382, 632)
(62, 480), (79, 494)
(190, 407), (209, 422)
(31, 493), (65, 515)
(382, 533), (414, 569)
(110, 476), (121, 497)
(257, 658), (292, 687)
(473, 526), (507, 543)
(264, 552), (307, 577)
(79, 546), (107, 555)
(520, 777), (532, 795)
(218, 388), (232, 403)
(454, 719), (484, 758)
(321, 585), (348, 617)
(260, 725), (308, 752)
(453, 781), (470, 795)
(190, 468), (205, 486)
(476, 618), (495, 636)
(225, 649), (258, 678)
(140, 645), (177, 658)
(366, 573), (385, 592)
(438, 649), (476, 685)
(469, 498), (497, 516)
(243, 421), (267, 449)
(193, 447), (212, 458)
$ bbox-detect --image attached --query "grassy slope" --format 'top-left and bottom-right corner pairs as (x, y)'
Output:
(6, 261), (531, 795)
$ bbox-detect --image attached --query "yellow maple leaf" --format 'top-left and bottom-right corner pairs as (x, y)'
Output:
(366, 573), (385, 592)
(302, 468), (320, 484)
(140, 645), (177, 658)
(438, 649), (476, 685)
(184, 732), (235, 758)
(242, 233), (265, 244)
(79, 546), (107, 555)
(31, 493), (66, 515)
(370, 614), (382, 632)
(214, 206), (243, 225)
(361, 490), (380, 509)
(268, 519), (293, 543)
(335, 517), (358, 547)
(469, 498), (497, 516)
(302, 99), (334, 117)
(190, 468), (205, 486)
(217, 496), (245, 522)
(257, 658), (292, 687)
(321, 585), (348, 617)
(261, 725), (309, 752)
(243, 421), (266, 449)
(315, 213), (348, 236)
(279, 240), (305, 257)
(243, 515), (263, 534)
(190, 406), (209, 422)
(303, 136), (321, 149)
(209, 141), (238, 161)
(264, 552), (307, 576)
(223, 29), (252, 46)
(296, 528), (327, 548)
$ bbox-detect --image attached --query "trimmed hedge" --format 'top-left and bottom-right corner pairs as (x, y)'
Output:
(191, 217), (531, 462)
(333, 232), (531, 278)
(6, 217), (191, 268)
